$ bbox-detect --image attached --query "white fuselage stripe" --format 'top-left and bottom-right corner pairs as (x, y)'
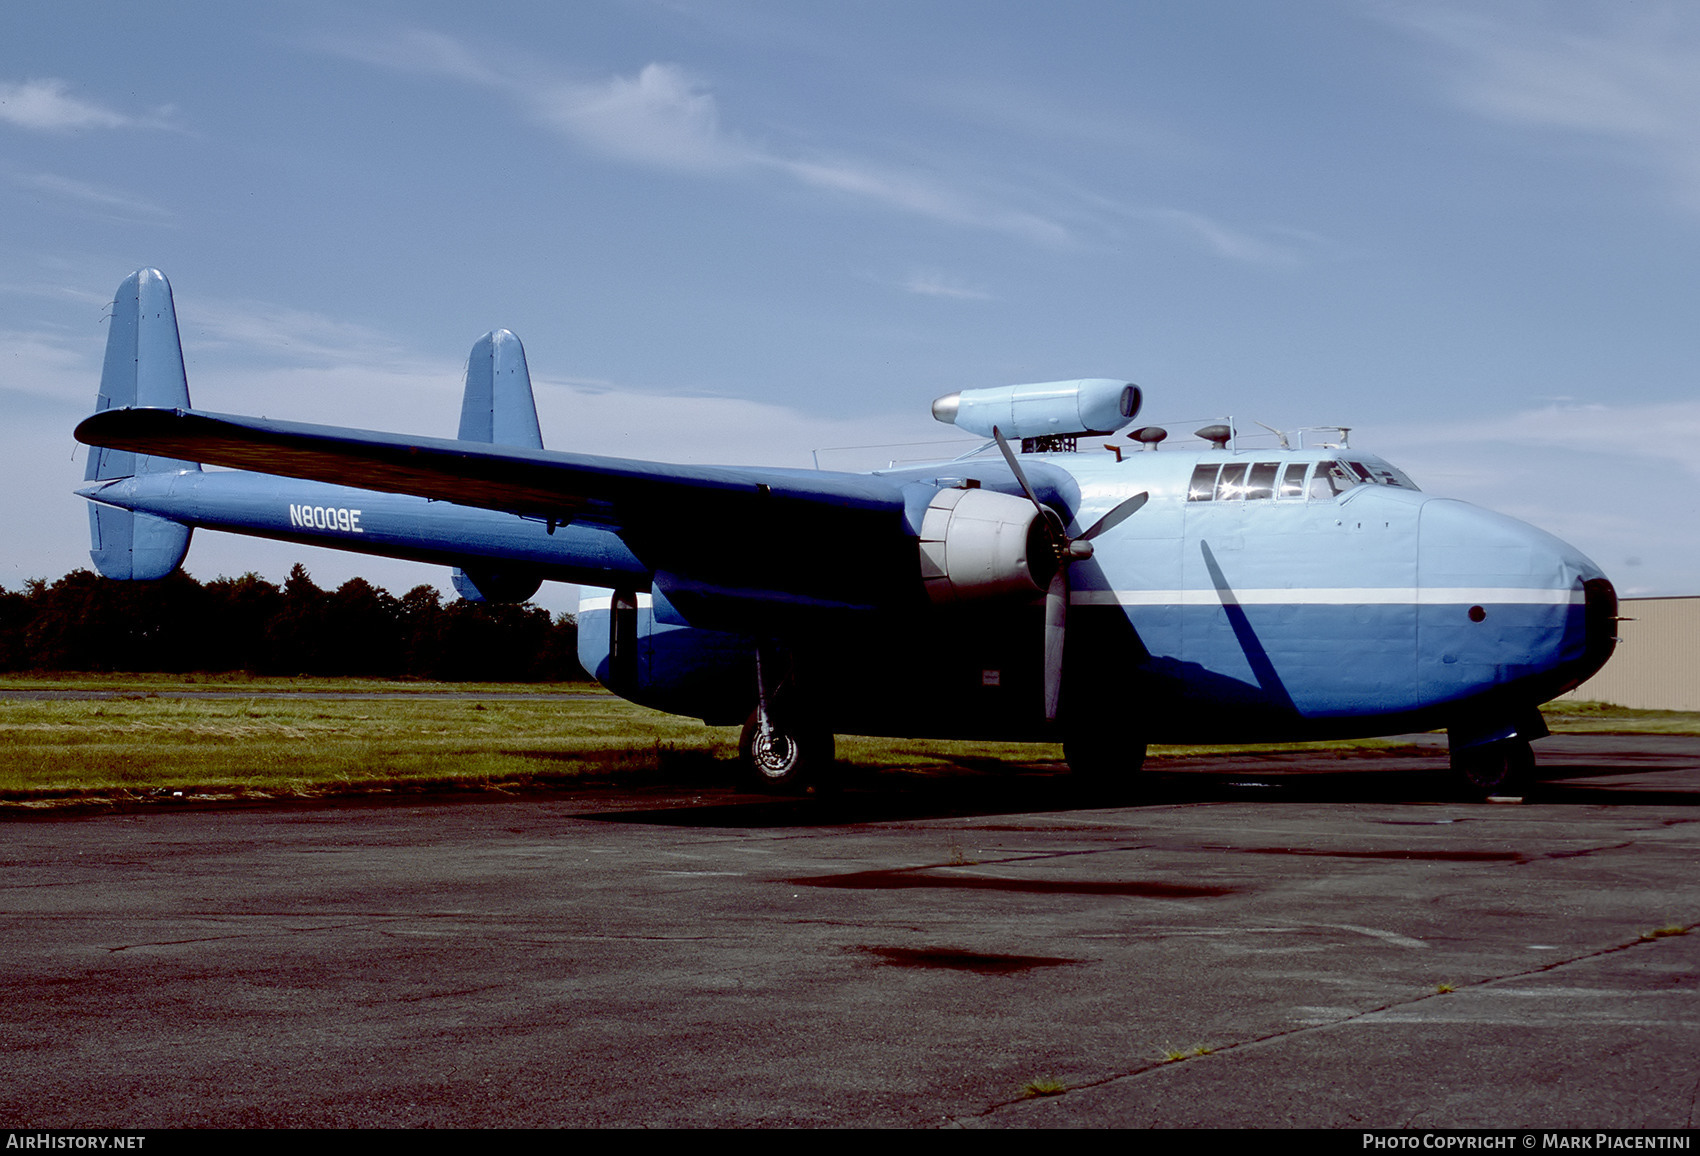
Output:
(1071, 588), (1583, 607)
(580, 589), (1579, 613)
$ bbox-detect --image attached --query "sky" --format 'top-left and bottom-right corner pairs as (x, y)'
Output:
(4, 0), (1698, 613)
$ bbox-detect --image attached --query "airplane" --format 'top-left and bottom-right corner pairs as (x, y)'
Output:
(74, 269), (1619, 798)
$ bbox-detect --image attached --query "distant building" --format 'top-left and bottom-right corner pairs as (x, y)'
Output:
(1561, 596), (1700, 711)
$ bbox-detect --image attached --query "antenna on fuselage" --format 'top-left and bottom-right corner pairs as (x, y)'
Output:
(1195, 423), (1232, 450)
(1296, 425), (1352, 449)
(1128, 426), (1168, 450)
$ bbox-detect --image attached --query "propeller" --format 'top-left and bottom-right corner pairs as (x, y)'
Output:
(993, 426), (1148, 721)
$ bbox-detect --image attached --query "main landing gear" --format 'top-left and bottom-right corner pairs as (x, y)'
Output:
(1063, 734), (1147, 782)
(1062, 715), (1147, 802)
(737, 646), (834, 793)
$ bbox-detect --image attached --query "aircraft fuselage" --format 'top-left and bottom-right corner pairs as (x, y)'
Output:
(573, 444), (1615, 746)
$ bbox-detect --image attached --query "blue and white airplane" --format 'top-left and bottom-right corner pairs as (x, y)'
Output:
(75, 269), (1618, 796)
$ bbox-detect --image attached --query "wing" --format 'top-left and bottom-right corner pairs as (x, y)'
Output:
(75, 407), (926, 626)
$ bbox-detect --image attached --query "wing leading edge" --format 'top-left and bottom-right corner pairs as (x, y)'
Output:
(75, 406), (927, 624)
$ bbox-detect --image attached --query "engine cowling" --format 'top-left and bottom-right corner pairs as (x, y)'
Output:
(917, 487), (1057, 604)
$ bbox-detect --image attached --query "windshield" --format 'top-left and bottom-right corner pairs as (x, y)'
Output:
(1189, 457), (1419, 503)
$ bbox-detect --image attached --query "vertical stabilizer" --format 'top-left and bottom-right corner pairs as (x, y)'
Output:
(452, 329), (545, 602)
(457, 329), (544, 449)
(83, 268), (196, 580)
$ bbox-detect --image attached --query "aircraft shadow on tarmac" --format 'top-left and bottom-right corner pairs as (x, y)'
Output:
(576, 757), (1698, 829)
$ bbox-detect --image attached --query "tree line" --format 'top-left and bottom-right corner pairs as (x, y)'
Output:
(0, 566), (586, 680)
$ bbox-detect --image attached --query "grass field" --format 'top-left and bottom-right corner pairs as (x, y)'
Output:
(0, 675), (1693, 808)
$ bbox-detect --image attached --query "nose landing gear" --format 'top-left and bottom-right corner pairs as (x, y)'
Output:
(1451, 738), (1535, 799)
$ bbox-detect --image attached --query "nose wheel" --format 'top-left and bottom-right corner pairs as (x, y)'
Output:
(1451, 738), (1535, 799)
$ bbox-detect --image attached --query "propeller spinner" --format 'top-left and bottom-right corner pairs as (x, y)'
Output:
(992, 426), (1148, 721)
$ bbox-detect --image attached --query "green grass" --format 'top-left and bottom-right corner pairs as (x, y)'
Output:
(0, 687), (722, 803)
(0, 675), (1069, 805)
(1544, 700), (1700, 735)
(0, 672), (600, 695)
(1640, 924), (1689, 941)
(1, 677), (1691, 807)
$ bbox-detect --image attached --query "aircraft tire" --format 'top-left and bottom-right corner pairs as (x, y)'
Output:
(738, 710), (834, 794)
(1451, 738), (1535, 799)
(1063, 735), (1146, 792)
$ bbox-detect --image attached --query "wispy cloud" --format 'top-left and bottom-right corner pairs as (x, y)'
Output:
(328, 29), (1331, 257)
(900, 270), (993, 300)
(0, 78), (173, 133)
(533, 62), (743, 173)
(182, 299), (425, 371)
(0, 327), (101, 404)
(325, 31), (1073, 245)
(1144, 207), (1305, 264)
(12, 173), (174, 224)
(775, 156), (1069, 245)
(1058, 179), (1318, 264)
(1394, 5), (1700, 213)
(1438, 397), (1700, 477)
(1375, 397), (1700, 595)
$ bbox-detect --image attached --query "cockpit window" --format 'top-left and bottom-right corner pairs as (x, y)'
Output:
(1308, 459), (1420, 497)
(1246, 462), (1278, 500)
(1215, 463), (1248, 500)
(1310, 461), (1359, 499)
(1187, 463), (1219, 501)
(1191, 457), (1417, 504)
(1279, 462), (1308, 499)
(1350, 460), (1419, 489)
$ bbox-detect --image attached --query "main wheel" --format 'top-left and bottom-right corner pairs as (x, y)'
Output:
(1451, 739), (1535, 799)
(738, 709), (835, 793)
(1063, 737), (1146, 779)
(1063, 733), (1146, 801)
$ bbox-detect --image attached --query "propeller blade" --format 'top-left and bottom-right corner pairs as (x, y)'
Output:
(1078, 491), (1149, 542)
(992, 425), (1044, 515)
(993, 429), (1146, 723)
(1043, 567), (1068, 721)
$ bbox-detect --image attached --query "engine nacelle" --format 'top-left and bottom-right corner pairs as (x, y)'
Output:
(931, 378), (1141, 440)
(917, 487), (1057, 604)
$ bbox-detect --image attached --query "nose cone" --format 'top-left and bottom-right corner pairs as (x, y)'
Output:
(930, 393), (961, 426)
(1417, 499), (1615, 704)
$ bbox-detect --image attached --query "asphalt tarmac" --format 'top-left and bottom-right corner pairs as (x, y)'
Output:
(3, 734), (1696, 1129)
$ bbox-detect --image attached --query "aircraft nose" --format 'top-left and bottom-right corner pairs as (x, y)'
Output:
(1417, 499), (1613, 699)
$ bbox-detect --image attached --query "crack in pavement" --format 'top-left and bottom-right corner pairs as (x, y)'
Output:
(956, 918), (1699, 1125)
(107, 922), (363, 951)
